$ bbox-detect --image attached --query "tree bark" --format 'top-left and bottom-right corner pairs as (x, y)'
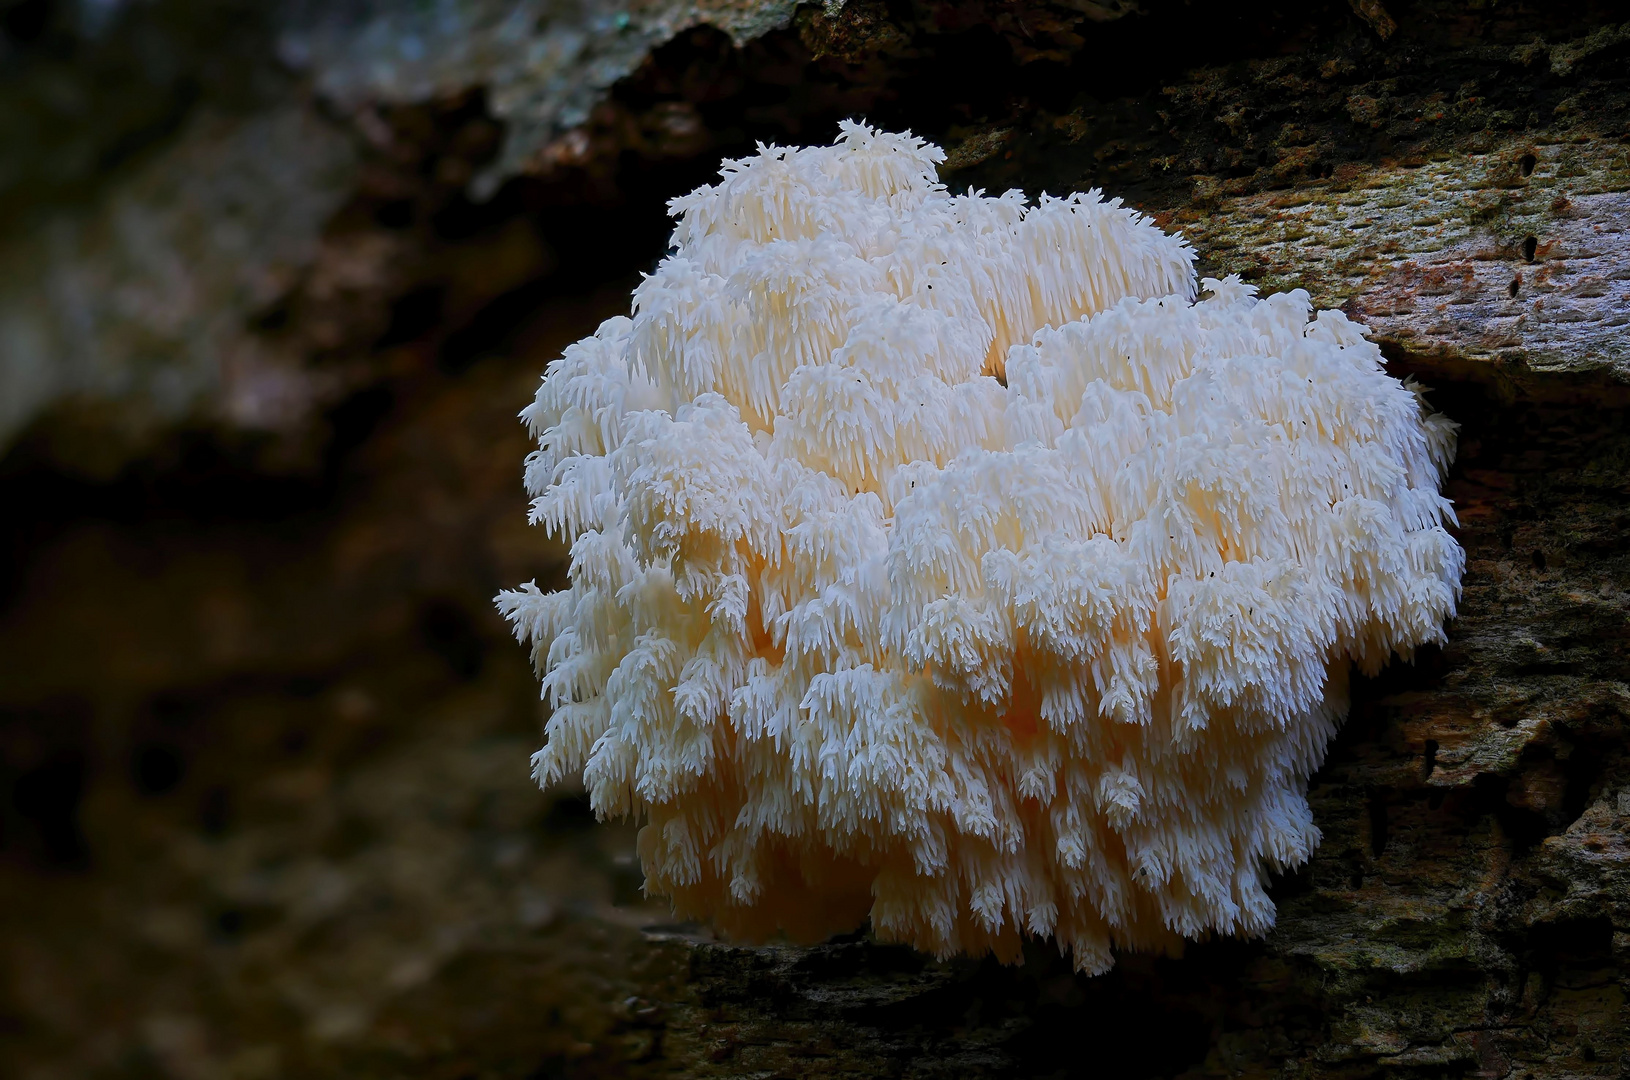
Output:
(1, 2), (1626, 1078)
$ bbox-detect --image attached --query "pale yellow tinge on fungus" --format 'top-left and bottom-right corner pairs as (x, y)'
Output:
(496, 122), (1464, 972)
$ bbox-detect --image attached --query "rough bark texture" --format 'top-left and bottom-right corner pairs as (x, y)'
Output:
(2, 2), (1628, 1078)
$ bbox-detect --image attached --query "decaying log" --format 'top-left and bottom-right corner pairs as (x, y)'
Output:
(0, 2), (1626, 1077)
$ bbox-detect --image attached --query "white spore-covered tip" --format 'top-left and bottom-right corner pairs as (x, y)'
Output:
(497, 122), (1463, 972)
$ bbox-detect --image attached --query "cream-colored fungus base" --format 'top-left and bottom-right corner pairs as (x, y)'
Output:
(497, 123), (1463, 972)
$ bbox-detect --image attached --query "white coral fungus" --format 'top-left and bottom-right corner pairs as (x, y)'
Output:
(497, 122), (1463, 972)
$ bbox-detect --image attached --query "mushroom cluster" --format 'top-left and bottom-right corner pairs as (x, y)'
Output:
(498, 122), (1462, 971)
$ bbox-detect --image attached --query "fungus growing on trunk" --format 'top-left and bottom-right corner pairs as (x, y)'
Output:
(497, 122), (1463, 971)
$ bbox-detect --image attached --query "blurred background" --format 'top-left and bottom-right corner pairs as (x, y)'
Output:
(4, 1), (1629, 1078)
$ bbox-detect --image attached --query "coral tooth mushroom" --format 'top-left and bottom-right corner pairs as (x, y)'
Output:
(497, 121), (1463, 972)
